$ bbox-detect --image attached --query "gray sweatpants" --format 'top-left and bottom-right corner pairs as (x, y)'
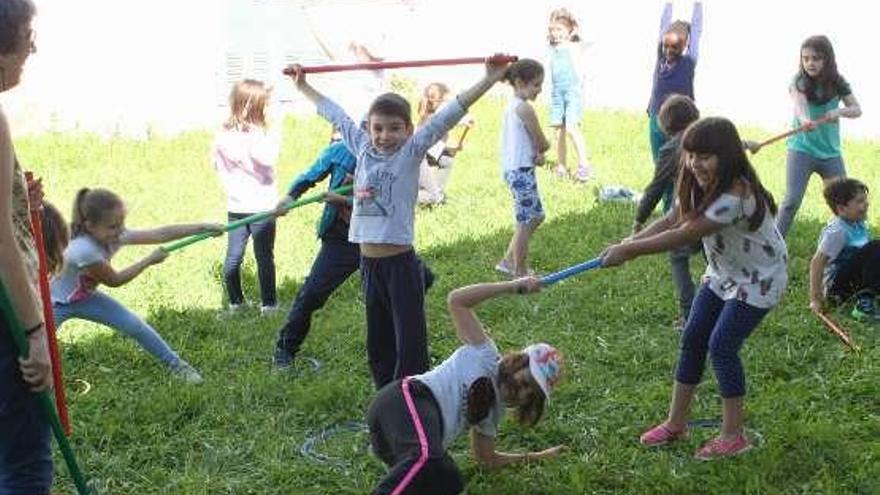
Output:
(670, 242), (702, 319)
(776, 149), (845, 238)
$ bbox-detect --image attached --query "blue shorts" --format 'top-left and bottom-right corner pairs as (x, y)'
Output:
(550, 86), (583, 128)
(504, 168), (545, 224)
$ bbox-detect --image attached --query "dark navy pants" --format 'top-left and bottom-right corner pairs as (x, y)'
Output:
(676, 284), (769, 398)
(223, 212), (277, 307)
(275, 238), (361, 356)
(829, 240), (880, 301)
(0, 311), (53, 494)
(361, 251), (434, 389)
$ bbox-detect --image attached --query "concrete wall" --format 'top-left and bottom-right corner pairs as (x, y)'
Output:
(4, 0), (876, 139)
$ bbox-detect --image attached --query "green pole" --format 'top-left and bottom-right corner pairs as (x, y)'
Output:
(0, 282), (91, 494)
(161, 184), (354, 254)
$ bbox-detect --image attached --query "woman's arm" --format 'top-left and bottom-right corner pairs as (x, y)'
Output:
(809, 252), (829, 313)
(447, 277), (541, 346)
(632, 208), (678, 239)
(81, 250), (167, 288)
(121, 223), (224, 245)
(471, 430), (564, 469)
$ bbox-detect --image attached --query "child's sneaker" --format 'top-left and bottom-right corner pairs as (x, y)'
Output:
(574, 164), (593, 183)
(170, 360), (204, 384)
(260, 304), (281, 316)
(694, 434), (752, 460)
(272, 346), (294, 371)
(851, 293), (880, 322)
(494, 261), (513, 276)
(639, 422), (688, 447)
(553, 164), (569, 179)
(217, 303), (245, 320)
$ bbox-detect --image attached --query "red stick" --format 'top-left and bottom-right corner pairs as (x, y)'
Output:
(24, 172), (72, 437)
(284, 55), (518, 75)
(816, 311), (860, 353)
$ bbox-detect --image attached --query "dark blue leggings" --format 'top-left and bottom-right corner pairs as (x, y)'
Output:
(676, 284), (769, 398)
(223, 212), (276, 306)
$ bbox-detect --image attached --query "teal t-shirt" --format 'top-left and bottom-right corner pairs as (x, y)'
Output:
(787, 75), (852, 159)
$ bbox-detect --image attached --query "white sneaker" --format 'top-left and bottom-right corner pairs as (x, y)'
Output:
(260, 304), (281, 316)
(170, 360), (204, 384)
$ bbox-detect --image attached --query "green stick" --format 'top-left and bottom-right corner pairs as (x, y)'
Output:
(161, 184), (354, 253)
(0, 282), (91, 494)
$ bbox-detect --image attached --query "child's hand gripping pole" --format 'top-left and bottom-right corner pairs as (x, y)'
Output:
(815, 311), (860, 353)
(24, 172), (72, 437)
(283, 55), (518, 75)
(745, 114), (835, 154)
(160, 184), (354, 254)
(540, 257), (604, 286)
(0, 282), (92, 494)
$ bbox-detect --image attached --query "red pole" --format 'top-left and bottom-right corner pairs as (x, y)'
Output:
(24, 172), (72, 437)
(284, 55), (518, 75)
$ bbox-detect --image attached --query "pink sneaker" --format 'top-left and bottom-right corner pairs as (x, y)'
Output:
(694, 435), (752, 460)
(639, 423), (687, 447)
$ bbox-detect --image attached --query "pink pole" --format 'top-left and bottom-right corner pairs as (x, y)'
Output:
(283, 55), (518, 75)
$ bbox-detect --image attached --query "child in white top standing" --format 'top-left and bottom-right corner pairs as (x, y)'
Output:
(547, 7), (592, 182)
(286, 55), (512, 389)
(212, 79), (281, 314)
(416, 82), (475, 206)
(496, 59), (550, 278)
(603, 117), (788, 460)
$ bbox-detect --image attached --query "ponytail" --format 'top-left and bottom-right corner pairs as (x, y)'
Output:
(70, 187), (124, 238)
(40, 201), (68, 275)
(465, 376), (496, 425)
(70, 188), (90, 237)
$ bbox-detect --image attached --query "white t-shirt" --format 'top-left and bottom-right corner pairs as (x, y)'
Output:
(500, 96), (535, 173)
(50, 235), (118, 304)
(702, 193), (789, 308)
(414, 339), (504, 449)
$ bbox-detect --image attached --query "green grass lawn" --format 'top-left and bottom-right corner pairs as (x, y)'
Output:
(16, 98), (880, 494)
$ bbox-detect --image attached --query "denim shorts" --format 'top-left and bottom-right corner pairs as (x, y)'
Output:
(550, 86), (583, 127)
(504, 167), (545, 224)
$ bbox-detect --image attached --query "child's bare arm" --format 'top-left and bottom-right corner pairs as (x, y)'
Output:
(122, 223), (224, 245)
(809, 252), (829, 313)
(471, 431), (564, 469)
(515, 102), (550, 156)
(82, 251), (167, 288)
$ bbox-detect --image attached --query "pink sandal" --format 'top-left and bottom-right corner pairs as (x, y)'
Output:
(694, 435), (752, 460)
(639, 423), (688, 447)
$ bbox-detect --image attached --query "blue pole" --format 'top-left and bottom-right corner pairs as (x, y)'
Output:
(540, 257), (603, 286)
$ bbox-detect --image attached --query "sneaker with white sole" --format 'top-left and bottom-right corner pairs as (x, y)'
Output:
(260, 304), (281, 316)
(169, 360), (204, 384)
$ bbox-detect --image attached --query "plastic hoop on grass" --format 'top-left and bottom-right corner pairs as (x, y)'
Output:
(300, 421), (370, 468)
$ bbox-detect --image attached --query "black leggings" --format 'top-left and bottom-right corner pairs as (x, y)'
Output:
(366, 378), (464, 495)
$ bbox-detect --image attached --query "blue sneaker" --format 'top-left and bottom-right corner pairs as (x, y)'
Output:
(851, 295), (878, 322)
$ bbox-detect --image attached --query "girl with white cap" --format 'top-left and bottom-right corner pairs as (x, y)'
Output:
(366, 276), (565, 495)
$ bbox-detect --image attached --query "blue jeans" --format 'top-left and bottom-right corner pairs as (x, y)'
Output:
(54, 292), (180, 366)
(0, 310), (53, 494)
(275, 238), (361, 356)
(676, 285), (769, 398)
(777, 149), (846, 237)
(223, 212), (277, 306)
